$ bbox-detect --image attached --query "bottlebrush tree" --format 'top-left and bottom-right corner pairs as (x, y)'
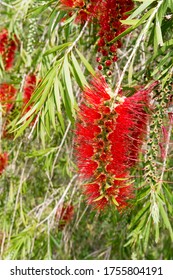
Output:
(0, 0), (173, 260)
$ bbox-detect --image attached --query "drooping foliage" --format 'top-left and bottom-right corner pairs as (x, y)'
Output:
(0, 0), (173, 260)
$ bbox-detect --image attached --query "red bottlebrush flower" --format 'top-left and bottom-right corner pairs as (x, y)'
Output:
(95, 0), (134, 69)
(0, 83), (17, 114)
(56, 204), (74, 228)
(0, 29), (19, 71)
(60, 0), (134, 68)
(23, 74), (37, 113)
(75, 76), (157, 211)
(60, 0), (85, 8)
(0, 152), (8, 175)
(75, 10), (88, 23)
(2, 120), (14, 139)
(0, 29), (8, 53)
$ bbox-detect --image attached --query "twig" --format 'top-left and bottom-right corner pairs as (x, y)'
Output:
(37, 174), (77, 227)
(7, 162), (27, 247)
(51, 121), (71, 178)
(0, 0), (15, 9)
(66, 20), (89, 55)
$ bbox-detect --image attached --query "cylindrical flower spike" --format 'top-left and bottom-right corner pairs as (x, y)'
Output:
(0, 29), (19, 71)
(59, 1), (134, 70)
(75, 76), (157, 211)
(23, 74), (37, 113)
(0, 83), (17, 114)
(56, 204), (74, 229)
(60, 0), (84, 8)
(0, 152), (8, 175)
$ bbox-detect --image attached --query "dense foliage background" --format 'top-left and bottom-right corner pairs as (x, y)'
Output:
(0, 0), (173, 260)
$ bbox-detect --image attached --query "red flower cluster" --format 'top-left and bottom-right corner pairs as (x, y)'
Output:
(60, 0), (84, 8)
(0, 29), (18, 71)
(59, 1), (134, 71)
(96, 0), (134, 70)
(75, 76), (156, 210)
(0, 153), (8, 175)
(56, 205), (74, 228)
(23, 74), (36, 114)
(0, 83), (17, 114)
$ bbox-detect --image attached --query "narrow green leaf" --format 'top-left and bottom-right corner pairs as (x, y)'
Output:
(157, 196), (173, 241)
(59, 77), (74, 123)
(54, 76), (65, 131)
(112, 197), (119, 206)
(155, 222), (160, 243)
(152, 39), (173, 59)
(93, 195), (104, 202)
(48, 94), (56, 129)
(128, 0), (156, 19)
(151, 52), (170, 76)
(43, 42), (72, 56)
(27, 1), (56, 17)
(71, 52), (88, 87)
(16, 102), (39, 126)
(14, 117), (35, 139)
(109, 8), (154, 44)
(163, 185), (173, 205)
(154, 14), (163, 55)
(63, 55), (76, 118)
(120, 19), (139, 25)
(26, 147), (57, 157)
(76, 48), (95, 75)
(129, 201), (150, 229)
(143, 217), (151, 252)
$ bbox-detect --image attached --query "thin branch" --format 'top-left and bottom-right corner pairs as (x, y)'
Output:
(37, 174), (77, 227)
(51, 121), (71, 178)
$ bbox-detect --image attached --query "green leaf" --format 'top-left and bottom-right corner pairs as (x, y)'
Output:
(14, 116), (35, 139)
(47, 94), (56, 129)
(59, 78), (74, 123)
(27, 1), (56, 17)
(112, 197), (119, 206)
(120, 19), (139, 25)
(151, 52), (171, 76)
(128, 0), (156, 19)
(143, 217), (151, 252)
(61, 13), (76, 26)
(50, 234), (61, 249)
(71, 52), (88, 88)
(63, 55), (76, 118)
(43, 42), (72, 56)
(163, 185), (173, 205)
(157, 196), (173, 241)
(54, 76), (65, 131)
(76, 48), (95, 75)
(109, 8), (154, 44)
(125, 212), (149, 246)
(26, 148), (57, 157)
(155, 222), (160, 243)
(93, 195), (104, 202)
(152, 39), (173, 59)
(154, 14), (163, 55)
(137, 187), (150, 201)
(129, 201), (150, 229)
(168, 0), (173, 10)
